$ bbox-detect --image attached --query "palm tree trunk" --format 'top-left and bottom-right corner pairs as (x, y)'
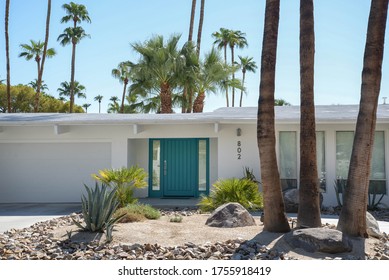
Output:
(297, 0), (321, 228)
(120, 81), (127, 113)
(186, 88), (194, 113)
(231, 46), (235, 107)
(257, 0), (290, 233)
(188, 0), (197, 42)
(160, 82), (172, 114)
(69, 42), (76, 113)
(5, 0), (11, 113)
(193, 92), (205, 113)
(223, 45), (229, 107)
(98, 101), (101, 113)
(239, 70), (246, 107)
(337, 0), (388, 237)
(196, 0), (205, 57)
(35, 0), (51, 113)
(182, 86), (188, 113)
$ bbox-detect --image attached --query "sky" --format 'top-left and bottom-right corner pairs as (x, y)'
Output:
(0, 0), (386, 114)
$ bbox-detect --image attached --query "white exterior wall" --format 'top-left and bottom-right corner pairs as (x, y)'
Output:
(1, 120), (388, 207)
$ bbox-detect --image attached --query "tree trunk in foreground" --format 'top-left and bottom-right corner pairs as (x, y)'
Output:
(297, 0), (321, 228)
(257, 0), (290, 233)
(337, 0), (388, 237)
(5, 0), (11, 113)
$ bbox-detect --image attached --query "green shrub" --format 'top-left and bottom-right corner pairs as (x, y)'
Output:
(72, 183), (124, 236)
(198, 178), (263, 212)
(114, 203), (161, 223)
(92, 165), (148, 207)
(170, 215), (183, 223)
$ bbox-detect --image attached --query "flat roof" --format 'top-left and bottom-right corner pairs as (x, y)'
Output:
(1, 104), (389, 126)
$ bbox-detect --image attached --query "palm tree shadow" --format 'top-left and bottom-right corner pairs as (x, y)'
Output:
(233, 227), (367, 260)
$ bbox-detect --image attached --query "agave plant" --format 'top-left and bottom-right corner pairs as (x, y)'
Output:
(72, 183), (124, 236)
(92, 166), (148, 207)
(198, 178), (263, 212)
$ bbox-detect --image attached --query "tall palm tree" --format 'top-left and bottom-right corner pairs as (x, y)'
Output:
(82, 103), (91, 113)
(112, 61), (133, 114)
(57, 27), (89, 113)
(337, 0), (389, 237)
(57, 81), (86, 103)
(238, 55), (257, 107)
(5, 0), (11, 113)
(188, 0), (197, 42)
(228, 30), (248, 107)
(196, 0), (205, 56)
(58, 2), (91, 113)
(108, 96), (120, 113)
(257, 0), (290, 233)
(132, 34), (184, 113)
(297, 0), (321, 228)
(212, 28), (231, 107)
(36, 0), (52, 113)
(94, 94), (103, 113)
(19, 40), (56, 111)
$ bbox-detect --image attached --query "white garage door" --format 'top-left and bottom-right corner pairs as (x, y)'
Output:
(0, 142), (111, 203)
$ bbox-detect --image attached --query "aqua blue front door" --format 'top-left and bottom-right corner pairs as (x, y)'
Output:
(149, 139), (209, 197)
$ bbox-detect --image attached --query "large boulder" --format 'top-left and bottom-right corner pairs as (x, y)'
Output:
(283, 188), (323, 213)
(205, 202), (256, 228)
(285, 228), (353, 254)
(367, 212), (382, 238)
(283, 189), (299, 213)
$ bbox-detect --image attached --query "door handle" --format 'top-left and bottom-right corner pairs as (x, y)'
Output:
(163, 160), (167, 176)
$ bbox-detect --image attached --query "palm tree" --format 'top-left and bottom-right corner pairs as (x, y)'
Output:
(57, 27), (89, 113)
(94, 94), (103, 113)
(19, 40), (56, 111)
(57, 81), (86, 104)
(82, 103), (91, 113)
(297, 0), (321, 228)
(36, 0), (52, 113)
(337, 0), (389, 237)
(131, 34), (184, 113)
(274, 98), (291, 106)
(212, 28), (232, 107)
(58, 2), (91, 113)
(196, 0), (205, 56)
(193, 48), (231, 113)
(257, 0), (290, 233)
(112, 61), (133, 113)
(228, 30), (248, 107)
(29, 79), (49, 93)
(238, 56), (257, 107)
(108, 96), (120, 113)
(188, 0), (197, 42)
(5, 0), (11, 113)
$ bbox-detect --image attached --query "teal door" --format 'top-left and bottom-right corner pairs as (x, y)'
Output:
(149, 139), (209, 198)
(163, 139), (197, 197)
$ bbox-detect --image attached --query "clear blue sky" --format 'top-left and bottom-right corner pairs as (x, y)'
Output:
(1, 0), (387, 113)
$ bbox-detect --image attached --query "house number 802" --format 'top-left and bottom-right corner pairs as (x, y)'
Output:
(237, 141), (242, 160)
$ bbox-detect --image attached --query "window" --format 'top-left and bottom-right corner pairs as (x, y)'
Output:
(336, 131), (386, 194)
(151, 140), (160, 191)
(198, 140), (207, 191)
(279, 131), (298, 190)
(316, 131), (326, 192)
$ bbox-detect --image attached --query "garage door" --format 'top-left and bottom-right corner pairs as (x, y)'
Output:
(0, 142), (111, 203)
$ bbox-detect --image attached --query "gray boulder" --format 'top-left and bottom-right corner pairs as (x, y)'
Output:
(367, 212), (382, 238)
(285, 228), (353, 253)
(205, 202), (256, 228)
(283, 189), (299, 213)
(283, 188), (323, 213)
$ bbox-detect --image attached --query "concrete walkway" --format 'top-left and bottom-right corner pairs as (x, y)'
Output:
(0, 203), (81, 233)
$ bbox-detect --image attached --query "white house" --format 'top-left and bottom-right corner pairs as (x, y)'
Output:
(0, 105), (388, 208)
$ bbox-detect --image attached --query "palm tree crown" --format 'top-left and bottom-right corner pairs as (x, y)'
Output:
(19, 40), (56, 63)
(57, 81), (86, 100)
(238, 55), (257, 107)
(112, 61), (134, 113)
(94, 94), (103, 113)
(61, 2), (91, 26)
